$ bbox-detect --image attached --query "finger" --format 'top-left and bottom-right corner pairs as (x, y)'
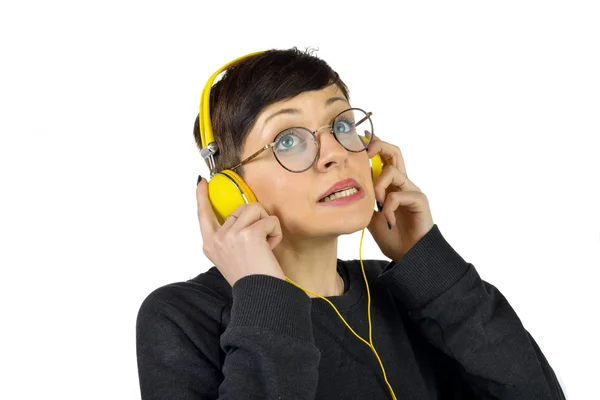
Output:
(234, 204), (283, 249)
(222, 203), (283, 250)
(369, 132), (381, 143)
(212, 204), (249, 242)
(227, 202), (269, 235)
(381, 190), (429, 226)
(367, 136), (405, 171)
(196, 177), (220, 239)
(219, 209), (242, 232)
(248, 215), (283, 250)
(373, 165), (421, 204)
(367, 135), (407, 174)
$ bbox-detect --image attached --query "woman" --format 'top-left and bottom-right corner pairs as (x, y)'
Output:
(136, 48), (565, 399)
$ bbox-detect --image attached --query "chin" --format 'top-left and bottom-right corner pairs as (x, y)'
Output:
(281, 201), (374, 237)
(320, 207), (374, 236)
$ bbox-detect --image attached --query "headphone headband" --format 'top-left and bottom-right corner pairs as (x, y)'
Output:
(199, 51), (266, 173)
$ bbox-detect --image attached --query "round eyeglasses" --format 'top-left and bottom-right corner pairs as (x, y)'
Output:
(228, 108), (374, 173)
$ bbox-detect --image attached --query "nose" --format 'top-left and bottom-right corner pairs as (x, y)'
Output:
(314, 126), (348, 172)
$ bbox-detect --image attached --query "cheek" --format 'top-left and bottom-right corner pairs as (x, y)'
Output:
(357, 154), (376, 199)
(252, 173), (307, 215)
(364, 178), (375, 200)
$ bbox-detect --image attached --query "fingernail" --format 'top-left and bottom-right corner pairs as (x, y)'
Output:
(387, 221), (392, 230)
(376, 201), (383, 212)
(197, 175), (202, 185)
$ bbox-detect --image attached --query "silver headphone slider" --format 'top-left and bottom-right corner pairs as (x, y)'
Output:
(200, 142), (219, 160)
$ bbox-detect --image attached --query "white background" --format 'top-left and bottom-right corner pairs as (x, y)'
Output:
(1, 1), (598, 399)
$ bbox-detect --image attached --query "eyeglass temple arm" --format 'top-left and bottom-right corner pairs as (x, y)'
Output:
(356, 111), (372, 127)
(229, 143), (274, 171)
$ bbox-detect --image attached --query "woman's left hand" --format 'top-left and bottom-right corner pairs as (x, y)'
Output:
(366, 134), (435, 261)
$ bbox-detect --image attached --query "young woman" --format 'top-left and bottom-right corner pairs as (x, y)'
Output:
(136, 48), (565, 399)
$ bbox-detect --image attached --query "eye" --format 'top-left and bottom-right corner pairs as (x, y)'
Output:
(275, 130), (304, 152)
(333, 118), (355, 134)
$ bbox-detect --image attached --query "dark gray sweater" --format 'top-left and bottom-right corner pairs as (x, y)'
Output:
(136, 224), (566, 399)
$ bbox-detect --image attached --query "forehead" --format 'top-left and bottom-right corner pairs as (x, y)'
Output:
(259, 84), (345, 116)
(242, 84), (349, 156)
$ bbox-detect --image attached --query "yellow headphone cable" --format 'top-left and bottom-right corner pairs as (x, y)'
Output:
(284, 228), (398, 400)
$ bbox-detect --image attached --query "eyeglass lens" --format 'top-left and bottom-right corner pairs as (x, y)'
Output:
(272, 108), (373, 172)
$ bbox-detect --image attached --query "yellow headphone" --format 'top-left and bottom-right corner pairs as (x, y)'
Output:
(198, 50), (397, 400)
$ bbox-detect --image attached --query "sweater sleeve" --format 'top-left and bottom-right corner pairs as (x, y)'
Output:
(136, 274), (321, 399)
(378, 224), (566, 399)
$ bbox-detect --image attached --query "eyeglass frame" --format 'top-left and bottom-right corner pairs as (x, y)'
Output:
(225, 107), (374, 173)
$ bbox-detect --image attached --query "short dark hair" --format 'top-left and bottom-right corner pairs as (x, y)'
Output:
(192, 47), (350, 179)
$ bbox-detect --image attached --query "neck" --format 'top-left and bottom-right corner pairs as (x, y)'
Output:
(273, 233), (343, 298)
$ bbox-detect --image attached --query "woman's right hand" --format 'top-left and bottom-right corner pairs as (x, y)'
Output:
(196, 176), (287, 288)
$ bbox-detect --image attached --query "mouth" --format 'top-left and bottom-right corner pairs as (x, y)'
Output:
(317, 178), (364, 203)
(318, 186), (364, 204)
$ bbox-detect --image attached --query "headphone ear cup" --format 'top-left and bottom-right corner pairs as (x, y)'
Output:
(207, 170), (257, 225)
(370, 153), (383, 183)
(360, 135), (383, 184)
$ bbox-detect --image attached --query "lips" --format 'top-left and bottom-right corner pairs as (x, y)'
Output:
(318, 178), (362, 202)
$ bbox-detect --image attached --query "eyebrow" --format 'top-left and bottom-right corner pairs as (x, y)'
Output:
(262, 96), (347, 129)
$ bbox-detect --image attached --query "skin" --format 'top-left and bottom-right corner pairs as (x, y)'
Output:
(198, 83), (435, 299)
(240, 84), (375, 297)
(365, 132), (435, 263)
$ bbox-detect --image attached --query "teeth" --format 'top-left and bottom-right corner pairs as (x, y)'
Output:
(320, 187), (358, 202)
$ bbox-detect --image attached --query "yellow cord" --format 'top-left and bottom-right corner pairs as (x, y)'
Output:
(284, 228), (397, 400)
